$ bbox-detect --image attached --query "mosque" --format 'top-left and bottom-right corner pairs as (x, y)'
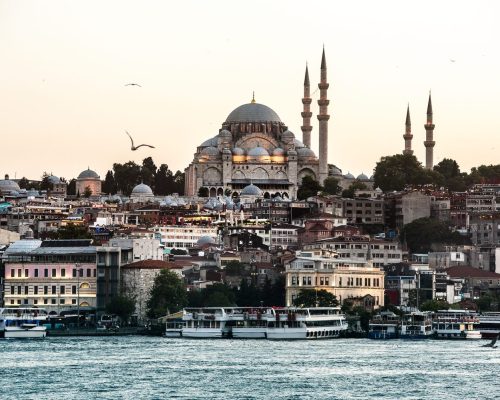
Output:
(184, 49), (333, 200)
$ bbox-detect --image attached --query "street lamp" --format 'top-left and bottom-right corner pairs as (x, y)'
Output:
(74, 263), (83, 330)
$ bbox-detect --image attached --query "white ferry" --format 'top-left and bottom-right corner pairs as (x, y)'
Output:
(432, 310), (481, 340)
(368, 311), (400, 339)
(0, 308), (48, 339)
(477, 312), (500, 340)
(227, 307), (274, 339)
(265, 307), (347, 340)
(399, 312), (433, 339)
(181, 307), (231, 338)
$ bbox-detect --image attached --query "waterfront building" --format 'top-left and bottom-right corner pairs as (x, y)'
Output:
(285, 254), (385, 307)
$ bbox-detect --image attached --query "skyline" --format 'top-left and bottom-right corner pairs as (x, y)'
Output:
(1, 0), (499, 181)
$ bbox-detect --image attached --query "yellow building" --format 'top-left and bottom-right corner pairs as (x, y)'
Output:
(285, 254), (385, 308)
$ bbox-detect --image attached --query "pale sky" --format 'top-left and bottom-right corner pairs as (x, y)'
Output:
(1, 0), (499, 181)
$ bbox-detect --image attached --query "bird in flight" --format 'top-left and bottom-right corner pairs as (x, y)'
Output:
(125, 83), (142, 87)
(449, 59), (456, 63)
(125, 131), (155, 151)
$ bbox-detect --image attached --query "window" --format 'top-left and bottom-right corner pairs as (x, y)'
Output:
(44, 299), (48, 305)
(44, 286), (48, 295)
(10, 286), (14, 294)
(10, 269), (14, 278)
(72, 299), (77, 305)
(18, 269), (22, 277)
(325, 277), (329, 286)
(60, 286), (65, 295)
(52, 269), (56, 278)
(34, 286), (38, 295)
(51, 299), (57, 305)
(24, 286), (28, 295)
(60, 299), (65, 304)
(34, 269), (39, 278)
(72, 269), (77, 278)
(17, 286), (21, 294)
(79, 269), (84, 278)
(61, 269), (66, 278)
(72, 286), (77, 295)
(87, 269), (91, 278)
(320, 277), (324, 285)
(25, 269), (29, 277)
(44, 269), (49, 278)
(34, 300), (38, 305)
(52, 286), (57, 295)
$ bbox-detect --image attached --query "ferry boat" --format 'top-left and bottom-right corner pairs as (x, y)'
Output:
(181, 307), (231, 338)
(368, 311), (400, 339)
(0, 308), (48, 339)
(227, 307), (273, 339)
(432, 310), (481, 340)
(265, 307), (347, 340)
(399, 312), (433, 339)
(477, 312), (500, 340)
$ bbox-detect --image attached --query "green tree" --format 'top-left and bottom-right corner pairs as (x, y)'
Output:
(146, 270), (187, 319)
(172, 170), (185, 195)
(154, 164), (172, 195)
(198, 186), (209, 197)
(45, 223), (91, 240)
(420, 299), (450, 312)
(67, 179), (76, 196)
(341, 180), (368, 198)
(141, 157), (157, 189)
(40, 172), (53, 192)
(402, 217), (467, 253)
(297, 175), (322, 200)
(102, 170), (117, 194)
(235, 278), (260, 306)
(83, 186), (93, 198)
(292, 289), (339, 307)
(475, 293), (496, 312)
(322, 177), (341, 195)
(205, 291), (233, 307)
(373, 154), (427, 192)
(18, 177), (30, 190)
(113, 161), (141, 196)
(105, 295), (136, 323)
(225, 261), (246, 276)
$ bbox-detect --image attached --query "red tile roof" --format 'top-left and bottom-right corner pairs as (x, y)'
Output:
(446, 266), (500, 278)
(122, 259), (189, 269)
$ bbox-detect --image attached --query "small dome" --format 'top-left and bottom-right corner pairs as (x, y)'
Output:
(47, 175), (61, 184)
(272, 147), (285, 156)
(293, 139), (305, 148)
(226, 102), (281, 123)
(220, 129), (232, 138)
(344, 172), (355, 179)
(287, 149), (297, 156)
(232, 147), (245, 155)
(196, 236), (216, 247)
(131, 183), (154, 196)
(329, 165), (342, 176)
(200, 136), (218, 147)
(282, 130), (295, 140)
(357, 173), (369, 180)
(222, 147), (232, 155)
(201, 146), (220, 157)
(241, 184), (262, 196)
(297, 147), (316, 158)
(78, 168), (100, 180)
(247, 146), (270, 157)
(0, 175), (21, 193)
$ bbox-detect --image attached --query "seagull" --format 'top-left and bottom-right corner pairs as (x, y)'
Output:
(125, 83), (142, 87)
(449, 59), (456, 63)
(125, 131), (155, 151)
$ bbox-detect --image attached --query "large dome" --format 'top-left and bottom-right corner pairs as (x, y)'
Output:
(131, 183), (153, 196)
(0, 175), (21, 193)
(241, 183), (262, 196)
(78, 168), (100, 179)
(225, 102), (281, 123)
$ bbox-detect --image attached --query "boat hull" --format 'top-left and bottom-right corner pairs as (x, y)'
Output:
(4, 326), (46, 339)
(181, 328), (224, 338)
(368, 331), (398, 339)
(231, 328), (267, 339)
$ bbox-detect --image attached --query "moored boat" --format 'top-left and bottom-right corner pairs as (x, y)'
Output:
(399, 312), (433, 339)
(432, 310), (481, 340)
(181, 307), (231, 338)
(0, 308), (48, 339)
(477, 312), (500, 340)
(368, 311), (400, 339)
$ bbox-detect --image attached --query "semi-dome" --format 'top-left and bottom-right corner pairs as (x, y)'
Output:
(241, 183), (262, 196)
(282, 130), (294, 139)
(47, 175), (61, 184)
(77, 168), (100, 179)
(199, 136), (218, 147)
(247, 146), (270, 157)
(225, 102), (281, 123)
(200, 146), (220, 157)
(329, 165), (342, 176)
(0, 175), (21, 193)
(344, 172), (355, 179)
(297, 147), (316, 158)
(272, 148), (285, 156)
(357, 173), (369, 180)
(293, 139), (305, 148)
(232, 147), (245, 155)
(220, 129), (232, 138)
(131, 183), (154, 196)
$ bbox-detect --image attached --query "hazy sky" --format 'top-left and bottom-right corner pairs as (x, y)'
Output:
(1, 0), (499, 181)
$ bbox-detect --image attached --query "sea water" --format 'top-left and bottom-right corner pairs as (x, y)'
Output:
(0, 336), (498, 399)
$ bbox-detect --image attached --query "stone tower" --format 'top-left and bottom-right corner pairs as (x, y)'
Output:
(317, 48), (330, 184)
(403, 104), (413, 155)
(424, 92), (435, 169)
(301, 64), (313, 149)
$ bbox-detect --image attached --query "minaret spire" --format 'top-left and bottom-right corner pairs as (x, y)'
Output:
(424, 91), (435, 169)
(301, 64), (313, 148)
(317, 47), (330, 185)
(403, 104), (413, 155)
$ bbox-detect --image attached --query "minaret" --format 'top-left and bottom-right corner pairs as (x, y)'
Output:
(403, 104), (413, 155)
(317, 47), (330, 184)
(424, 92), (435, 169)
(301, 64), (313, 148)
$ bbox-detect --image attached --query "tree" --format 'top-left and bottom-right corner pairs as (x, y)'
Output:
(18, 177), (30, 190)
(113, 161), (141, 196)
(235, 278), (260, 306)
(172, 170), (185, 195)
(67, 179), (76, 196)
(322, 177), (341, 195)
(373, 154), (427, 192)
(434, 158), (460, 179)
(225, 261), (246, 276)
(141, 157), (157, 189)
(102, 170), (117, 194)
(292, 289), (339, 307)
(420, 299), (450, 312)
(155, 164), (172, 195)
(198, 186), (209, 197)
(297, 175), (322, 200)
(106, 295), (135, 323)
(341, 180), (367, 198)
(83, 186), (93, 198)
(146, 269), (187, 319)
(44, 223), (91, 240)
(402, 217), (468, 253)
(205, 291), (233, 307)
(40, 172), (53, 192)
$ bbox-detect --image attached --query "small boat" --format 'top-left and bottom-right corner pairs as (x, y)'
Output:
(368, 311), (400, 339)
(399, 312), (433, 339)
(0, 308), (48, 339)
(432, 310), (481, 340)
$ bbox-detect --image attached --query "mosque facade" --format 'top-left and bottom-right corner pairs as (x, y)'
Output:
(184, 49), (332, 200)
